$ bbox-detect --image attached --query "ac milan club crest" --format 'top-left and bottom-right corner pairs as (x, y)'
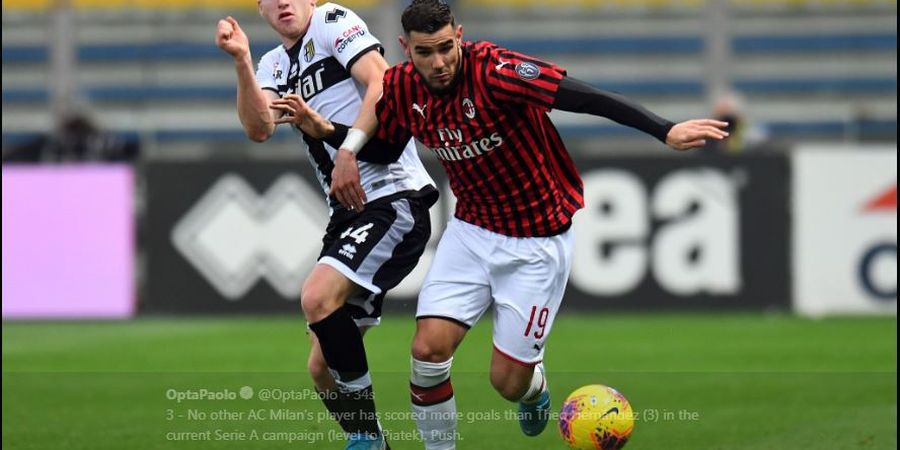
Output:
(462, 98), (476, 120)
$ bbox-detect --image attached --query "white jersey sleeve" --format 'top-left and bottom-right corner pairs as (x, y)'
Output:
(255, 49), (286, 93)
(317, 2), (383, 71)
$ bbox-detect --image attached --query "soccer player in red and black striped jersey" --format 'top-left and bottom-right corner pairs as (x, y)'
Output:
(290, 1), (728, 448)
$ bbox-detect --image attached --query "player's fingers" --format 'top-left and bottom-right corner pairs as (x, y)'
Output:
(345, 187), (365, 212)
(699, 126), (729, 138)
(216, 20), (231, 34)
(226, 16), (241, 30)
(354, 184), (368, 210)
(284, 95), (308, 113)
(273, 116), (296, 125)
(270, 104), (296, 115)
(332, 188), (352, 210)
(698, 119), (729, 128)
(682, 139), (706, 149)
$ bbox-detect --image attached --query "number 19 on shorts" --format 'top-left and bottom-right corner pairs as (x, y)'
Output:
(524, 306), (549, 339)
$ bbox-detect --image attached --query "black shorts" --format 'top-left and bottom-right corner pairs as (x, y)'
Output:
(318, 192), (434, 326)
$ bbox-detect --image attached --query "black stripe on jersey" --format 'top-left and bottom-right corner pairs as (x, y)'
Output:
(489, 71), (556, 105)
(538, 108), (583, 211)
(346, 44), (384, 73)
(480, 51), (559, 235)
(478, 51), (549, 234)
(456, 54), (510, 230)
(379, 70), (412, 145)
(463, 56), (530, 236)
(295, 57), (353, 102)
(445, 79), (508, 234)
(262, 87), (279, 94)
(304, 134), (334, 188)
(481, 60), (552, 236)
(515, 109), (566, 235)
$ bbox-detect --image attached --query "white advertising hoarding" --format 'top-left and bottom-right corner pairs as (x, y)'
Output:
(793, 146), (897, 317)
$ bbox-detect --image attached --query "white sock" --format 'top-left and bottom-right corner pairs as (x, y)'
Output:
(520, 363), (546, 404)
(410, 357), (457, 450)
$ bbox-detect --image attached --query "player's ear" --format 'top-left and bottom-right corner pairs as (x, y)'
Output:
(399, 35), (411, 60)
(257, 0), (263, 16)
(456, 24), (464, 43)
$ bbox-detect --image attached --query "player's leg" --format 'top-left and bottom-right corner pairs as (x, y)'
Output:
(303, 264), (385, 443)
(308, 329), (337, 392)
(412, 219), (493, 450)
(409, 318), (468, 450)
(308, 325), (377, 430)
(488, 228), (575, 437)
(309, 197), (432, 449)
(308, 325), (373, 395)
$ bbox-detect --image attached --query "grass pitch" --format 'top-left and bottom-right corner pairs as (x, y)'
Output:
(2, 314), (896, 449)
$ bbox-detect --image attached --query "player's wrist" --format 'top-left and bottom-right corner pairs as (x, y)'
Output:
(339, 128), (367, 156)
(232, 51), (253, 66)
(321, 121), (336, 138)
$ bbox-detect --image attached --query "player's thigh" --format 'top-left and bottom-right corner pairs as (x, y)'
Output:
(316, 197), (430, 325)
(490, 229), (575, 366)
(417, 219), (493, 329)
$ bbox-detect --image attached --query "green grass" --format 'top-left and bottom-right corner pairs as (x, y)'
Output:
(2, 314), (896, 449)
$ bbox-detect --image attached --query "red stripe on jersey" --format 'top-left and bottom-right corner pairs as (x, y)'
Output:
(379, 41), (584, 237)
(410, 379), (454, 407)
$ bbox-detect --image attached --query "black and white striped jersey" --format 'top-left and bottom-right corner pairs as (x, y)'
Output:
(256, 2), (433, 214)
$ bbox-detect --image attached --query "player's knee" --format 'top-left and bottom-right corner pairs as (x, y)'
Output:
(411, 335), (454, 363)
(300, 284), (341, 323)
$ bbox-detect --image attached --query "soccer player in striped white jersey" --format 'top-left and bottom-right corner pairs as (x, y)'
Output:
(217, 2), (437, 449)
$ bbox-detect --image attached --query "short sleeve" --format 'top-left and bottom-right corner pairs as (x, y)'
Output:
(255, 51), (283, 94)
(320, 4), (383, 71)
(481, 44), (567, 112)
(374, 69), (413, 145)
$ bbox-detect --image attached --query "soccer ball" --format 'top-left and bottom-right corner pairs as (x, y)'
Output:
(558, 384), (634, 450)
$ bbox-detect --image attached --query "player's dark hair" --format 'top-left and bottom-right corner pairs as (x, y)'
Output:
(401, 0), (455, 35)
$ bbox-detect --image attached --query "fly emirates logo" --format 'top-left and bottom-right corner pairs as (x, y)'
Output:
(429, 128), (504, 162)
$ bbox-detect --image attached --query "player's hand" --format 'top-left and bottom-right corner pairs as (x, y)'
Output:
(665, 119), (730, 151)
(330, 150), (367, 212)
(216, 16), (250, 60)
(271, 94), (335, 138)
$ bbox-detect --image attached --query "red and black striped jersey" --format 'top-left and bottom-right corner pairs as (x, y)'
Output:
(376, 41), (584, 237)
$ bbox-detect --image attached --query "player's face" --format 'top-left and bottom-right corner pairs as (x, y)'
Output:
(401, 24), (463, 94)
(258, 0), (315, 43)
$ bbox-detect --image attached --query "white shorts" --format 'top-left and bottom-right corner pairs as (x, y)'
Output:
(417, 218), (574, 365)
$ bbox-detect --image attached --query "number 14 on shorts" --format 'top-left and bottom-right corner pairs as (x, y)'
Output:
(341, 223), (374, 244)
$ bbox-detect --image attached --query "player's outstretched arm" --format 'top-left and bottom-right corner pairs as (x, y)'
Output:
(552, 76), (728, 151)
(216, 16), (277, 142)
